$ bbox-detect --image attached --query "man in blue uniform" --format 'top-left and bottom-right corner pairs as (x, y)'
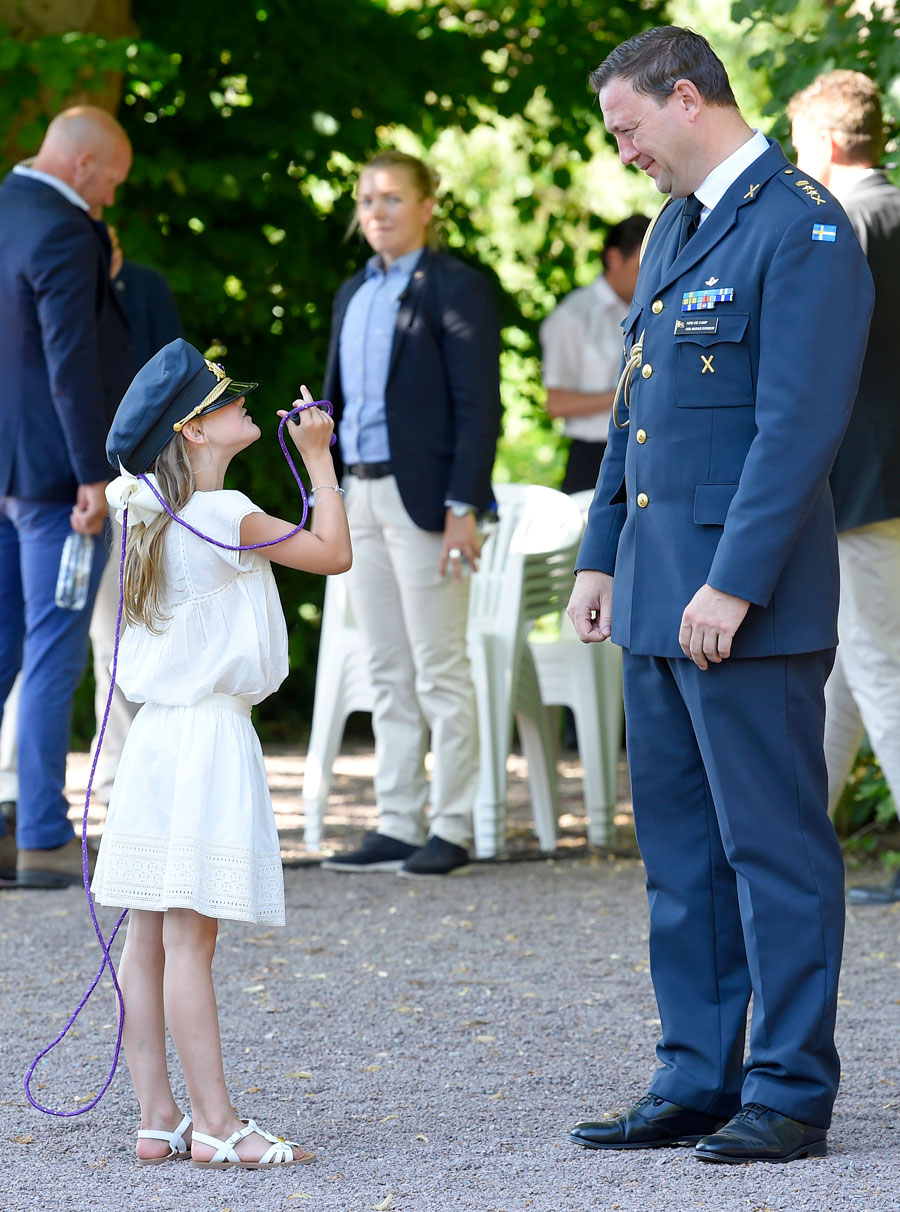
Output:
(566, 28), (873, 1164)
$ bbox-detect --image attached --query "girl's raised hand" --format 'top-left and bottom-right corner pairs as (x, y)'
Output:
(277, 385), (335, 463)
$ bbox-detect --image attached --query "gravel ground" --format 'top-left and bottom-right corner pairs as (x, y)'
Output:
(0, 749), (898, 1212)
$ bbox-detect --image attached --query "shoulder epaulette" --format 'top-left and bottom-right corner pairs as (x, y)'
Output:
(776, 168), (830, 209)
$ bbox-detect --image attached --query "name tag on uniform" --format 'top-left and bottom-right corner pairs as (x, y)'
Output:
(681, 287), (734, 312)
(674, 317), (719, 336)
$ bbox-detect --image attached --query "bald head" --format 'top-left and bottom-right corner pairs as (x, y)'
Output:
(32, 106), (132, 212)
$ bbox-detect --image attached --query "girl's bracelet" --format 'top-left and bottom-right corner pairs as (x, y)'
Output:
(309, 483), (345, 505)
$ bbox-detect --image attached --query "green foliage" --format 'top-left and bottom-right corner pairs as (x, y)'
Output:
(730, 0), (900, 151)
(833, 741), (896, 843)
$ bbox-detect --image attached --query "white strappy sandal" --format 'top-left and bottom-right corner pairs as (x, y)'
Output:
(136, 1112), (192, 1165)
(190, 1118), (315, 1169)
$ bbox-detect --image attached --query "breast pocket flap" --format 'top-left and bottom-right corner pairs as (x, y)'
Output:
(674, 313), (749, 348)
(694, 482), (739, 526)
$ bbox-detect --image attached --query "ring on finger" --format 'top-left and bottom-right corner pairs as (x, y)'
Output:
(448, 547), (462, 559)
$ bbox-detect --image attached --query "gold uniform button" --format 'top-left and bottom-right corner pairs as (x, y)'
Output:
(637, 492), (649, 508)
(784, 168), (795, 175)
(651, 299), (664, 314)
(641, 364), (653, 379)
(636, 428), (647, 444)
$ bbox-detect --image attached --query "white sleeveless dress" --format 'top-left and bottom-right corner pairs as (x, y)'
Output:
(91, 489), (289, 925)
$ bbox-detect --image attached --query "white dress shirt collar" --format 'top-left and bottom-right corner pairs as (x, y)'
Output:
(13, 161), (90, 212)
(694, 129), (769, 221)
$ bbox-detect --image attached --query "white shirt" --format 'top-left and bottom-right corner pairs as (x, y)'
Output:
(540, 273), (629, 442)
(13, 162), (89, 212)
(115, 490), (288, 708)
(694, 129), (769, 222)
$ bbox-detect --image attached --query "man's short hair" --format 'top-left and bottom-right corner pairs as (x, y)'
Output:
(590, 26), (737, 109)
(600, 214), (652, 269)
(788, 70), (884, 165)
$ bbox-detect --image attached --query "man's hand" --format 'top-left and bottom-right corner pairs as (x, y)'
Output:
(440, 511), (481, 581)
(71, 482), (109, 535)
(567, 570), (614, 643)
(679, 583), (750, 670)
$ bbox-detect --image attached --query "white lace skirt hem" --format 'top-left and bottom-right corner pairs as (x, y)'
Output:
(92, 831), (285, 925)
(90, 697), (285, 925)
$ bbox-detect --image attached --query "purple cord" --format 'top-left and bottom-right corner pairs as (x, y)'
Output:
(24, 400), (331, 1116)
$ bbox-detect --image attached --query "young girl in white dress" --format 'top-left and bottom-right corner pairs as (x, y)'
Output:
(91, 338), (351, 1169)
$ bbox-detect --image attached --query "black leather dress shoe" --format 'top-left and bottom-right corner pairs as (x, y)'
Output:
(694, 1103), (826, 1164)
(568, 1094), (727, 1150)
(847, 871), (900, 905)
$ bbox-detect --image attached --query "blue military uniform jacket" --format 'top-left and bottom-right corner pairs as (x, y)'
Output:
(576, 139), (874, 658)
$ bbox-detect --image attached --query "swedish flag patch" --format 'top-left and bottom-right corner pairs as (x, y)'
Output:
(812, 223), (837, 242)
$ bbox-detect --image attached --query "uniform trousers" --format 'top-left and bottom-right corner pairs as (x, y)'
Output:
(824, 518), (900, 810)
(0, 498), (107, 849)
(343, 474), (477, 848)
(623, 648), (844, 1129)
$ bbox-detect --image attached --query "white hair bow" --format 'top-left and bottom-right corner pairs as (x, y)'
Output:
(105, 464), (166, 528)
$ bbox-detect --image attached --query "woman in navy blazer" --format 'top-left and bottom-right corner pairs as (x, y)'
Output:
(320, 151), (501, 877)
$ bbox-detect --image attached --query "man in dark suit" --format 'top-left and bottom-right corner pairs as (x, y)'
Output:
(790, 71), (900, 906)
(566, 28), (873, 1164)
(0, 106), (134, 887)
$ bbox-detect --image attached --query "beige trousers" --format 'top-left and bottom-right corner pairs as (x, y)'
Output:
(343, 474), (477, 848)
(825, 517), (900, 811)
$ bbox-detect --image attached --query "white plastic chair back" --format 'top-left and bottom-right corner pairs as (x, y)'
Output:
(467, 484), (584, 856)
(301, 571), (373, 851)
(527, 484), (624, 844)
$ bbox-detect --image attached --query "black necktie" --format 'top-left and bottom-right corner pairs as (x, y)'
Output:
(676, 194), (703, 255)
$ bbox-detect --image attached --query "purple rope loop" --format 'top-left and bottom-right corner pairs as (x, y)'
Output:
(24, 399), (330, 1116)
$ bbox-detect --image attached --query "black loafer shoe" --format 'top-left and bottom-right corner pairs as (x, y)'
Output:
(397, 835), (469, 878)
(319, 831), (419, 873)
(694, 1103), (826, 1164)
(847, 873), (900, 904)
(568, 1094), (727, 1150)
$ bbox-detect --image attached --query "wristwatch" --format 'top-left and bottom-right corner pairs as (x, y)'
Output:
(448, 503), (476, 518)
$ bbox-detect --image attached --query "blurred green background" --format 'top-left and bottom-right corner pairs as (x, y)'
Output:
(2, 0), (898, 852)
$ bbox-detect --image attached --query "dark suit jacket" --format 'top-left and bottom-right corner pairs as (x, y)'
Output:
(576, 140), (874, 658)
(829, 170), (900, 531)
(114, 259), (183, 370)
(0, 172), (135, 502)
(323, 246), (502, 532)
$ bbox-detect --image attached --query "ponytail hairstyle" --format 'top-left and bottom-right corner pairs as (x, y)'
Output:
(348, 149), (441, 244)
(121, 433), (195, 631)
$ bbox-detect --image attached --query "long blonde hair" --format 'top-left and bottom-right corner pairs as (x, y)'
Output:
(121, 435), (195, 630)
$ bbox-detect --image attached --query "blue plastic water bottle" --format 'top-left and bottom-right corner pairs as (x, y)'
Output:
(55, 532), (95, 611)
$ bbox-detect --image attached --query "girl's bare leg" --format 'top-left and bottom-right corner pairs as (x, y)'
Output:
(162, 907), (310, 1163)
(119, 909), (190, 1160)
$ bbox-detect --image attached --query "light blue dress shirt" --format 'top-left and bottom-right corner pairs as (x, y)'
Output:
(338, 246), (424, 465)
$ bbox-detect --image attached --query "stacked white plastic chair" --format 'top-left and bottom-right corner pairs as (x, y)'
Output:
(301, 483), (622, 857)
(300, 570), (373, 853)
(466, 483), (585, 857)
(527, 489), (624, 846)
